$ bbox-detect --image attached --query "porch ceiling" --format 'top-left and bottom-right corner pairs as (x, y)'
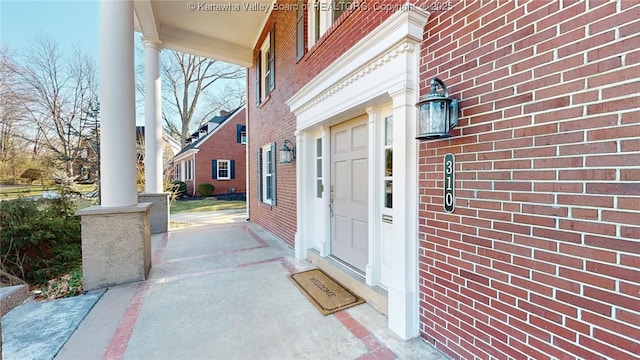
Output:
(134, 0), (270, 67)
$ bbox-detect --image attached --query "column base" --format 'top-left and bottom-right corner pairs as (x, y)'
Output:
(388, 286), (419, 340)
(76, 203), (152, 291)
(138, 192), (170, 234)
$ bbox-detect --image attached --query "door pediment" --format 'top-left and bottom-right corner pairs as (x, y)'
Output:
(287, 7), (430, 130)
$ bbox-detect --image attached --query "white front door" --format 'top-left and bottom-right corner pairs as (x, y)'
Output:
(330, 115), (368, 272)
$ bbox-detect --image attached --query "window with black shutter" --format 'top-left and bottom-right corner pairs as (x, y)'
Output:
(213, 159), (234, 180)
(296, 0), (305, 61)
(257, 143), (277, 205)
(237, 124), (247, 144)
(256, 26), (276, 105)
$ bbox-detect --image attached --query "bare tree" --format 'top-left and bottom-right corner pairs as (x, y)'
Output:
(0, 49), (20, 163)
(161, 51), (245, 148)
(17, 35), (99, 179)
(0, 49), (35, 182)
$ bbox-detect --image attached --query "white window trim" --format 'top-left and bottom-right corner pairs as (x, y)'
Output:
(217, 159), (231, 180)
(262, 144), (273, 205)
(307, 0), (351, 49)
(383, 115), (393, 211)
(185, 159), (194, 180)
(241, 130), (247, 144)
(261, 33), (271, 101)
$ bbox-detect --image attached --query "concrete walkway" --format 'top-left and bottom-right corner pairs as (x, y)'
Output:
(169, 208), (248, 227)
(6, 211), (449, 360)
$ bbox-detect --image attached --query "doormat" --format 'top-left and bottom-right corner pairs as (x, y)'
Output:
(289, 268), (365, 315)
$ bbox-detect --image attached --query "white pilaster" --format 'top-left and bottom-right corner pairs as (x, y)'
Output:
(320, 126), (331, 257)
(286, 5), (430, 341)
(100, 0), (137, 207)
(389, 83), (420, 340)
(365, 107), (379, 286)
(143, 39), (163, 193)
(295, 130), (306, 259)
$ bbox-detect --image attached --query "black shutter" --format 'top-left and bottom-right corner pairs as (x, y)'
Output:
(230, 160), (236, 179)
(268, 26), (275, 93)
(270, 142), (276, 206)
(256, 149), (262, 201)
(255, 53), (261, 107)
(295, 0), (305, 61)
(236, 124), (242, 143)
(212, 159), (217, 179)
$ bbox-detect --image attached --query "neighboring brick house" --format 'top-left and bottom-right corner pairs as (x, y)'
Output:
(245, 1), (640, 359)
(170, 106), (246, 196)
(135, 126), (181, 163)
(74, 138), (99, 184)
(135, 126), (181, 180)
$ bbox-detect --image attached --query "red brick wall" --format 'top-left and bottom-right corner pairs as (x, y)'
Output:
(417, 1), (640, 359)
(193, 108), (247, 195)
(247, 1), (399, 245)
(248, 7), (299, 246)
(249, 2), (639, 358)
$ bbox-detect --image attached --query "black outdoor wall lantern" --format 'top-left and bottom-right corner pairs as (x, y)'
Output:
(416, 77), (459, 139)
(279, 139), (296, 164)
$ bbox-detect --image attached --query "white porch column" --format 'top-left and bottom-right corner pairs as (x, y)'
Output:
(77, 0), (151, 291)
(100, 0), (136, 207)
(143, 39), (163, 193)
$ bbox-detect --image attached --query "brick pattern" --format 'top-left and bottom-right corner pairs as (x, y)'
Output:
(417, 1), (640, 359)
(248, 1), (398, 245)
(249, 2), (639, 358)
(190, 108), (247, 196)
(248, 6), (297, 246)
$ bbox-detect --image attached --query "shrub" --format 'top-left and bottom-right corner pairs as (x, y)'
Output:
(198, 183), (215, 197)
(20, 168), (42, 183)
(0, 196), (81, 285)
(171, 180), (187, 198)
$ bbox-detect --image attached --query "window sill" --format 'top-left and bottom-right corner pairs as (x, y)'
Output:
(258, 94), (272, 108)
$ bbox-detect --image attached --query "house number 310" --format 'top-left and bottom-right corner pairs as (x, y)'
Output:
(444, 153), (455, 213)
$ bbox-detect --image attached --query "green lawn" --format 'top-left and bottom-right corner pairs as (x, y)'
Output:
(0, 186), (245, 214)
(170, 199), (246, 214)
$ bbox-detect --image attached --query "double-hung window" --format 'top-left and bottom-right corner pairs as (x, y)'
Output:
(174, 164), (180, 180)
(212, 159), (235, 180)
(255, 26), (275, 106)
(236, 124), (247, 144)
(296, 0), (305, 60)
(256, 143), (277, 205)
(217, 160), (230, 180)
(186, 159), (194, 180)
(307, 0), (354, 49)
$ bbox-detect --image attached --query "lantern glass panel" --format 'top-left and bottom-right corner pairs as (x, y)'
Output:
(419, 101), (448, 135)
(280, 149), (292, 163)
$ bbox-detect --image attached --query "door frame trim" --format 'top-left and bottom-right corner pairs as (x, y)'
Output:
(289, 6), (431, 340)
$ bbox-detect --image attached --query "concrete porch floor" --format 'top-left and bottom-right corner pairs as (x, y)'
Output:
(16, 210), (448, 360)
